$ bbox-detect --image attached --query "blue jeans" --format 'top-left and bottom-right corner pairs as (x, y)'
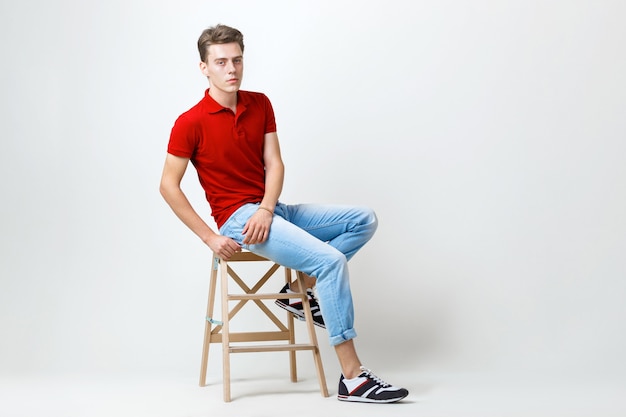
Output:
(219, 202), (378, 346)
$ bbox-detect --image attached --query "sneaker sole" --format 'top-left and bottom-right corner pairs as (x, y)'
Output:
(337, 393), (409, 403)
(275, 300), (326, 329)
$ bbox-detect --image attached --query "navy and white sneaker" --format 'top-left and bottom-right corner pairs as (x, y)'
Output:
(275, 284), (325, 328)
(338, 366), (409, 403)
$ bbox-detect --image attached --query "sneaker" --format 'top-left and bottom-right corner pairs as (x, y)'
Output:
(338, 366), (409, 403)
(275, 284), (325, 328)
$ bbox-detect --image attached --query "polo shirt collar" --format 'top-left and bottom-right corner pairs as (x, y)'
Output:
(203, 89), (247, 114)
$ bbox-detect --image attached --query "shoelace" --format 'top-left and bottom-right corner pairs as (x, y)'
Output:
(360, 366), (391, 387)
(307, 289), (324, 314)
(299, 289), (322, 320)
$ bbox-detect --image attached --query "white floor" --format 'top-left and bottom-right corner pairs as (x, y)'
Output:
(2, 370), (624, 417)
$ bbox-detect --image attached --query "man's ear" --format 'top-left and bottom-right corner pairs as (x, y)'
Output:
(199, 61), (209, 77)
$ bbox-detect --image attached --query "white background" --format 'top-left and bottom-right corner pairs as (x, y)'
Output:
(1, 0), (625, 415)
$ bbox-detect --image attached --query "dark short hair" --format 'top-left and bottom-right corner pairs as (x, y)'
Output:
(197, 24), (244, 62)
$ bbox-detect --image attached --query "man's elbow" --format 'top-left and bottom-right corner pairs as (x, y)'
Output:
(159, 179), (175, 201)
(267, 159), (285, 174)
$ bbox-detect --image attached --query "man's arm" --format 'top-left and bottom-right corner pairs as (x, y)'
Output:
(159, 153), (241, 259)
(242, 131), (285, 244)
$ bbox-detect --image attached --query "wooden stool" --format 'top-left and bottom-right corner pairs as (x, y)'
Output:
(199, 251), (329, 401)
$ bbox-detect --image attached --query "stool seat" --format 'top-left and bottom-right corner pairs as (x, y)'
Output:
(199, 251), (329, 401)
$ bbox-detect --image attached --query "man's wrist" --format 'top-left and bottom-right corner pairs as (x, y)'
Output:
(258, 206), (274, 215)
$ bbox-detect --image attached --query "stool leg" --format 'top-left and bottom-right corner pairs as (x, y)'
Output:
(220, 258), (232, 402)
(285, 268), (297, 382)
(296, 271), (329, 397)
(199, 255), (219, 387)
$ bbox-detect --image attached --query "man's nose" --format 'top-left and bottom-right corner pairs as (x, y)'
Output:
(226, 60), (236, 73)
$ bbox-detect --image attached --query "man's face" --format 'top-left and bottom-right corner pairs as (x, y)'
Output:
(200, 42), (244, 94)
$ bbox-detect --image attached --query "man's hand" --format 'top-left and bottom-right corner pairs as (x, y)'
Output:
(206, 234), (241, 260)
(242, 209), (273, 245)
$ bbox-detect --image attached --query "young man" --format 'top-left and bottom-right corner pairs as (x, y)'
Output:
(160, 24), (408, 403)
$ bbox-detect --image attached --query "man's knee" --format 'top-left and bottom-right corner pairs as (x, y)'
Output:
(363, 207), (378, 231)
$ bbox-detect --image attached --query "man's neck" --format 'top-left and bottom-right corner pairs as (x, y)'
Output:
(209, 88), (237, 113)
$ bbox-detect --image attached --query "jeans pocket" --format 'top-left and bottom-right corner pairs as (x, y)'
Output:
(219, 203), (257, 237)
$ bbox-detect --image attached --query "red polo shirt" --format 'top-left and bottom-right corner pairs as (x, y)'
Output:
(167, 89), (277, 228)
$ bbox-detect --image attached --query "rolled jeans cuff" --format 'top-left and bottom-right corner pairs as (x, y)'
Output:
(329, 328), (357, 346)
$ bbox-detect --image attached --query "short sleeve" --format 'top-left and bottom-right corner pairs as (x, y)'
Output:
(263, 94), (277, 134)
(167, 114), (198, 158)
